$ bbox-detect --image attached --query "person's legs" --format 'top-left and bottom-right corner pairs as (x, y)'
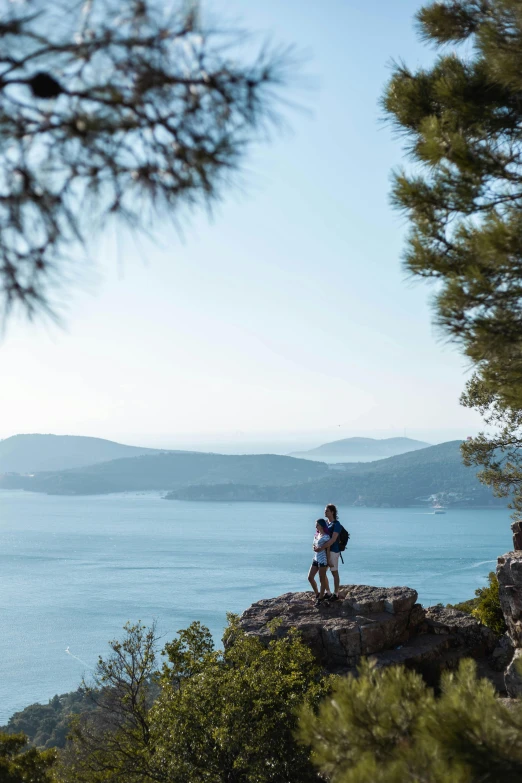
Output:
(308, 564), (319, 596)
(328, 552), (341, 596)
(318, 566), (330, 598)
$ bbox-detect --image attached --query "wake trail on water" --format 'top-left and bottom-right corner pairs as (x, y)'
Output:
(65, 647), (93, 670)
(418, 559), (497, 582)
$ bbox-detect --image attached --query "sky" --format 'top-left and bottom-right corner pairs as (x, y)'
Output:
(0, 0), (486, 453)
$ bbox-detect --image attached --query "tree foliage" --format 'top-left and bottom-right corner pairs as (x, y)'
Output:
(57, 621), (159, 782)
(299, 658), (522, 783)
(56, 617), (327, 783)
(383, 0), (522, 404)
(0, 731), (56, 783)
(461, 375), (522, 522)
(471, 570), (506, 635)
(1, 689), (97, 750)
(0, 0), (289, 318)
(383, 0), (522, 527)
(17, 617), (522, 783)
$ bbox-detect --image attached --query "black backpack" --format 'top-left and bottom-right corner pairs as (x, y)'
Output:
(338, 524), (350, 552)
(335, 523), (350, 564)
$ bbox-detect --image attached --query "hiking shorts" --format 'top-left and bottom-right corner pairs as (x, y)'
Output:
(328, 552), (340, 572)
(312, 559), (328, 569)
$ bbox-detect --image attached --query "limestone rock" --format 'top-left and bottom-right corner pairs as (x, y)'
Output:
(491, 633), (515, 672)
(342, 584), (418, 615)
(497, 551), (522, 646)
(424, 605), (497, 657)
(239, 586), (503, 689)
(375, 606), (498, 685)
(370, 634), (451, 670)
(239, 585), (421, 667)
(505, 649), (522, 697)
(511, 521), (522, 552)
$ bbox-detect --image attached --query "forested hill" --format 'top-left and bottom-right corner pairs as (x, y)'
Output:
(0, 452), (329, 495)
(167, 441), (505, 507)
(0, 434), (164, 473)
(0, 440), (506, 507)
(292, 436), (430, 461)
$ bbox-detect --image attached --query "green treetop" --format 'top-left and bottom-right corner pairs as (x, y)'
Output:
(383, 0), (522, 524)
(57, 617), (328, 783)
(0, 731), (56, 783)
(299, 658), (522, 783)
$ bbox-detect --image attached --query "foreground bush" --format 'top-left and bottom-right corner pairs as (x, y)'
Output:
(299, 658), (522, 783)
(21, 612), (522, 783)
(56, 618), (327, 783)
(472, 572), (506, 636)
(0, 731), (56, 782)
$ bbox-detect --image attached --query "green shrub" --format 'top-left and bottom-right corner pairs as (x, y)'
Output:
(299, 659), (522, 783)
(57, 618), (329, 783)
(0, 732), (56, 782)
(447, 572), (506, 636)
(472, 572), (506, 636)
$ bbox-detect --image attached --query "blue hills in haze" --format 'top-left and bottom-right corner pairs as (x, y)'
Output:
(0, 434), (506, 508)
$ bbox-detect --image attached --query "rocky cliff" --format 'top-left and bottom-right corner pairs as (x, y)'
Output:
(239, 584), (500, 688)
(237, 536), (522, 697)
(497, 550), (522, 695)
(498, 551), (522, 646)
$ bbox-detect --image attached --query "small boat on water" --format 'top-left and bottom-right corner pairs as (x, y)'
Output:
(433, 503), (446, 515)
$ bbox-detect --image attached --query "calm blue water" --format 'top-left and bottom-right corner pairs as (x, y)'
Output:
(0, 490), (512, 723)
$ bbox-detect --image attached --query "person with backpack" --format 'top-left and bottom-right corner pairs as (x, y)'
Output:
(314, 503), (349, 601)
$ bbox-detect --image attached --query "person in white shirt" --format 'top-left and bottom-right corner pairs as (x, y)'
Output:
(307, 518), (332, 606)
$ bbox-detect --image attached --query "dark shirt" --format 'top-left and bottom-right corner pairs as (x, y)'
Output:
(327, 520), (342, 553)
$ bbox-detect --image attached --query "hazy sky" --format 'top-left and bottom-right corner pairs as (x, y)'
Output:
(0, 0), (485, 451)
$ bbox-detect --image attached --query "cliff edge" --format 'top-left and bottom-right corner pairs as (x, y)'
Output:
(239, 584), (501, 688)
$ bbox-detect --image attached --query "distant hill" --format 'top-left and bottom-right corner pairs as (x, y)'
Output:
(1, 688), (97, 750)
(168, 441), (505, 508)
(0, 451), (329, 495)
(0, 434), (165, 473)
(291, 436), (431, 463)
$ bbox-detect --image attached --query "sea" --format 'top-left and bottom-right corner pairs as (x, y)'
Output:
(0, 490), (513, 723)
